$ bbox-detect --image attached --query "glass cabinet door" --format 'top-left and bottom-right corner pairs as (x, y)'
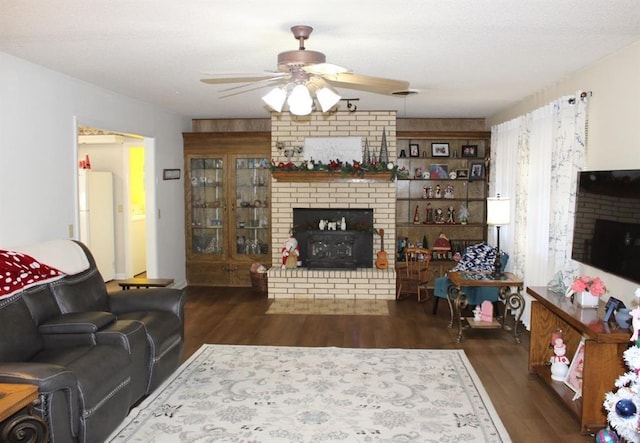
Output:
(234, 156), (270, 258)
(189, 157), (225, 256)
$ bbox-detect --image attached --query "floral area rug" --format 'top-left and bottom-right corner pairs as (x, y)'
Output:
(108, 345), (511, 442)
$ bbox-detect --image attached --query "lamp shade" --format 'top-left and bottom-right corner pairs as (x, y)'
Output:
(287, 84), (313, 115)
(315, 86), (341, 112)
(261, 87), (287, 112)
(486, 196), (511, 225)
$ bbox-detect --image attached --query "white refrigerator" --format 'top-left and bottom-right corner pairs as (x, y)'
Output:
(79, 169), (116, 281)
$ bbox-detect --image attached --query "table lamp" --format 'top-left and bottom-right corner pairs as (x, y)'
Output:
(487, 194), (510, 277)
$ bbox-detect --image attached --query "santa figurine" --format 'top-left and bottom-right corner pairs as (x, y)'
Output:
(281, 235), (301, 269)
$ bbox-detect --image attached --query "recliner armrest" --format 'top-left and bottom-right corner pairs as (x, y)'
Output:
(108, 288), (186, 321)
(38, 312), (116, 334)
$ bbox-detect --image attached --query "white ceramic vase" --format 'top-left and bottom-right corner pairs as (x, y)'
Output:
(577, 290), (599, 308)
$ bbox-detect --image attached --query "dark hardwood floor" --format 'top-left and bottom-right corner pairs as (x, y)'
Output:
(176, 286), (593, 442)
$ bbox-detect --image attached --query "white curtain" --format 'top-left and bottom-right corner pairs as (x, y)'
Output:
(490, 92), (588, 329)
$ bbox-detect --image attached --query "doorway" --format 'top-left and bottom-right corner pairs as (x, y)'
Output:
(76, 125), (151, 281)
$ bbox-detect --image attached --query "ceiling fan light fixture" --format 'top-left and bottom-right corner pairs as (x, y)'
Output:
(262, 87), (287, 112)
(287, 84), (313, 115)
(316, 86), (341, 112)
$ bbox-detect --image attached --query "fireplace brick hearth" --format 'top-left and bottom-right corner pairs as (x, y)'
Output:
(267, 111), (397, 300)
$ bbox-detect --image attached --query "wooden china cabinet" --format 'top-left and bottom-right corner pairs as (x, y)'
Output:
(183, 132), (271, 286)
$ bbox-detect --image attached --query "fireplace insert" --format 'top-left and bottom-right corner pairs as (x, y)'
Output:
(293, 208), (373, 269)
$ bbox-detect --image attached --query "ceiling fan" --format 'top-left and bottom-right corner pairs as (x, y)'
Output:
(201, 25), (410, 115)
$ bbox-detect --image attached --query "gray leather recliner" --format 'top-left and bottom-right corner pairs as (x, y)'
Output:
(0, 240), (186, 443)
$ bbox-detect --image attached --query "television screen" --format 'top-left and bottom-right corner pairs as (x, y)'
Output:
(571, 170), (640, 284)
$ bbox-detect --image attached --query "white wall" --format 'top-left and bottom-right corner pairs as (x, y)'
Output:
(487, 40), (640, 304)
(0, 52), (190, 287)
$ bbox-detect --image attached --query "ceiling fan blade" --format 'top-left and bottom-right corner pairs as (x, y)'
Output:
(302, 63), (351, 76)
(201, 72), (286, 85)
(218, 77), (289, 98)
(218, 76), (287, 93)
(218, 82), (281, 98)
(322, 72), (409, 95)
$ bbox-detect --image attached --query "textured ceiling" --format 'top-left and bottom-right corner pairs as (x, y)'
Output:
(2, 1), (639, 120)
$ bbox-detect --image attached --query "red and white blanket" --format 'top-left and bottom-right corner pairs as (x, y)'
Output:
(0, 250), (65, 299)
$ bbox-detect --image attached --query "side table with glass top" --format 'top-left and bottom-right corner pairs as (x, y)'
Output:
(447, 271), (525, 343)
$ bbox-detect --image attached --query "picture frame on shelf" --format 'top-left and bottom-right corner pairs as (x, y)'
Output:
(469, 161), (485, 181)
(162, 168), (181, 180)
(461, 145), (478, 158)
(409, 144), (420, 157)
(564, 338), (586, 396)
(431, 143), (450, 157)
(456, 169), (469, 179)
(603, 296), (625, 323)
(429, 164), (449, 179)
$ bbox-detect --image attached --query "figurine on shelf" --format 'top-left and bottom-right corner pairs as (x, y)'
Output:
(424, 203), (434, 224)
(444, 184), (455, 199)
(458, 203), (469, 224)
(431, 232), (451, 253)
(434, 184), (442, 199)
(549, 338), (570, 381)
(413, 205), (421, 224)
(434, 207), (444, 223)
(422, 186), (429, 199)
(446, 206), (455, 223)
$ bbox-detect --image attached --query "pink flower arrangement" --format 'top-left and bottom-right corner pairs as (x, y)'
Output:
(570, 276), (607, 297)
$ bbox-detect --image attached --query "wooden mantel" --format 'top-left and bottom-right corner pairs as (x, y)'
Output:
(271, 170), (395, 183)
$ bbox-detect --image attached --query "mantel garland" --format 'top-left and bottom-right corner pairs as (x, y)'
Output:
(270, 158), (408, 181)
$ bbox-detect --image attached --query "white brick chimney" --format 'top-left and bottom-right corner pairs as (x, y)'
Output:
(268, 111), (397, 300)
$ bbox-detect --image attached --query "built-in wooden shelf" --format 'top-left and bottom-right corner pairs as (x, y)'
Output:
(271, 170), (395, 183)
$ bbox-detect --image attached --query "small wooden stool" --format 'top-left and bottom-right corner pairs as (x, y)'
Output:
(116, 278), (174, 290)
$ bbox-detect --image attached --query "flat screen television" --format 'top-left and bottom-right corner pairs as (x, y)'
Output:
(571, 170), (640, 284)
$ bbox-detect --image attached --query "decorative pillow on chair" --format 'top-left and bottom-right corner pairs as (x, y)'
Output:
(451, 242), (497, 272)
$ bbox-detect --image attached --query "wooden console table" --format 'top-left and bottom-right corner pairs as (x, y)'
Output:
(527, 286), (630, 434)
(447, 271), (525, 343)
(0, 384), (49, 442)
(116, 278), (174, 290)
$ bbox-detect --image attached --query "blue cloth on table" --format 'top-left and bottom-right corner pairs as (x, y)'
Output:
(434, 244), (509, 306)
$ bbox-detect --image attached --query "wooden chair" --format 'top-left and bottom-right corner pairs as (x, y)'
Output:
(396, 247), (432, 302)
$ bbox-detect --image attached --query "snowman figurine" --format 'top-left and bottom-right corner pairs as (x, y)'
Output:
(550, 338), (570, 381)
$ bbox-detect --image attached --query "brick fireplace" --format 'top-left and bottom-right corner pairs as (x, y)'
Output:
(267, 111), (396, 300)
